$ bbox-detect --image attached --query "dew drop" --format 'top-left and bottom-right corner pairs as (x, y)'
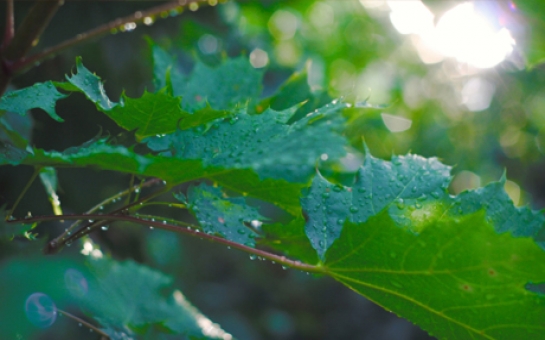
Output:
(395, 198), (405, 209)
(349, 206), (359, 213)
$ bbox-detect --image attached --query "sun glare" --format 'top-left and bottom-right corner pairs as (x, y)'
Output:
(381, 1), (515, 68)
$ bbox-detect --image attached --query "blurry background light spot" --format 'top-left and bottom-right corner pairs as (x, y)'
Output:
(403, 76), (429, 109)
(307, 58), (325, 91)
(249, 48), (269, 68)
(411, 35), (444, 64)
(433, 3), (514, 68)
(308, 2), (335, 28)
(329, 59), (357, 93)
(25, 293), (57, 328)
(198, 34), (219, 55)
(64, 268), (88, 297)
(355, 61), (395, 104)
(500, 127), (521, 148)
(504, 179), (521, 206)
(450, 170), (481, 194)
(370, 1), (516, 68)
(387, 1), (434, 35)
(381, 113), (412, 132)
(359, 0), (389, 10)
(461, 77), (496, 112)
(274, 41), (301, 67)
(269, 10), (298, 40)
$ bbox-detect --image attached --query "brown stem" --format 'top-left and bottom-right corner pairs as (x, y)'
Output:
(6, 166), (41, 220)
(3, 0), (63, 62)
(12, 0), (209, 75)
(57, 309), (110, 339)
(2, 0), (14, 50)
(11, 213), (324, 273)
(0, 0), (62, 98)
(52, 177), (163, 246)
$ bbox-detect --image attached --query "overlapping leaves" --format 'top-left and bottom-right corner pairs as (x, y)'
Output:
(295, 149), (545, 339)
(179, 183), (262, 247)
(0, 56), (349, 214)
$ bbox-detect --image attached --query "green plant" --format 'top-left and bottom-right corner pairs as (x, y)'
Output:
(1, 1), (545, 339)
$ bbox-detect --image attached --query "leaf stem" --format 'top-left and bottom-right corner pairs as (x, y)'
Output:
(126, 174), (135, 205)
(12, 213), (324, 273)
(57, 309), (110, 339)
(6, 166), (40, 219)
(11, 0), (209, 75)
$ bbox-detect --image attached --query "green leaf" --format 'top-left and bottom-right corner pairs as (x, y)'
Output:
(299, 150), (545, 338)
(301, 174), (352, 260)
(260, 216), (319, 264)
(78, 258), (232, 339)
(0, 82), (67, 122)
(65, 57), (115, 110)
(182, 183), (262, 247)
(0, 140), (29, 165)
(146, 101), (349, 183)
(267, 69), (312, 111)
(147, 38), (181, 91)
(0, 255), (84, 339)
(302, 150), (451, 259)
(150, 44), (263, 111)
(107, 91), (187, 140)
(13, 138), (302, 214)
(0, 109), (33, 148)
(60, 58), (235, 139)
(172, 56), (263, 112)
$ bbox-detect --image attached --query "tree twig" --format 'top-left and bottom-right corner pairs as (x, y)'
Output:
(57, 309), (110, 339)
(52, 177), (163, 246)
(6, 166), (40, 220)
(3, 0), (63, 62)
(11, 212), (324, 273)
(12, 0), (210, 75)
(2, 0), (14, 50)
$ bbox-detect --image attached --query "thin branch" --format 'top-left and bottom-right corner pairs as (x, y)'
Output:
(12, 213), (324, 273)
(2, 0), (14, 50)
(6, 167), (40, 220)
(54, 177), (163, 245)
(12, 0), (210, 75)
(3, 0), (63, 62)
(57, 309), (110, 339)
